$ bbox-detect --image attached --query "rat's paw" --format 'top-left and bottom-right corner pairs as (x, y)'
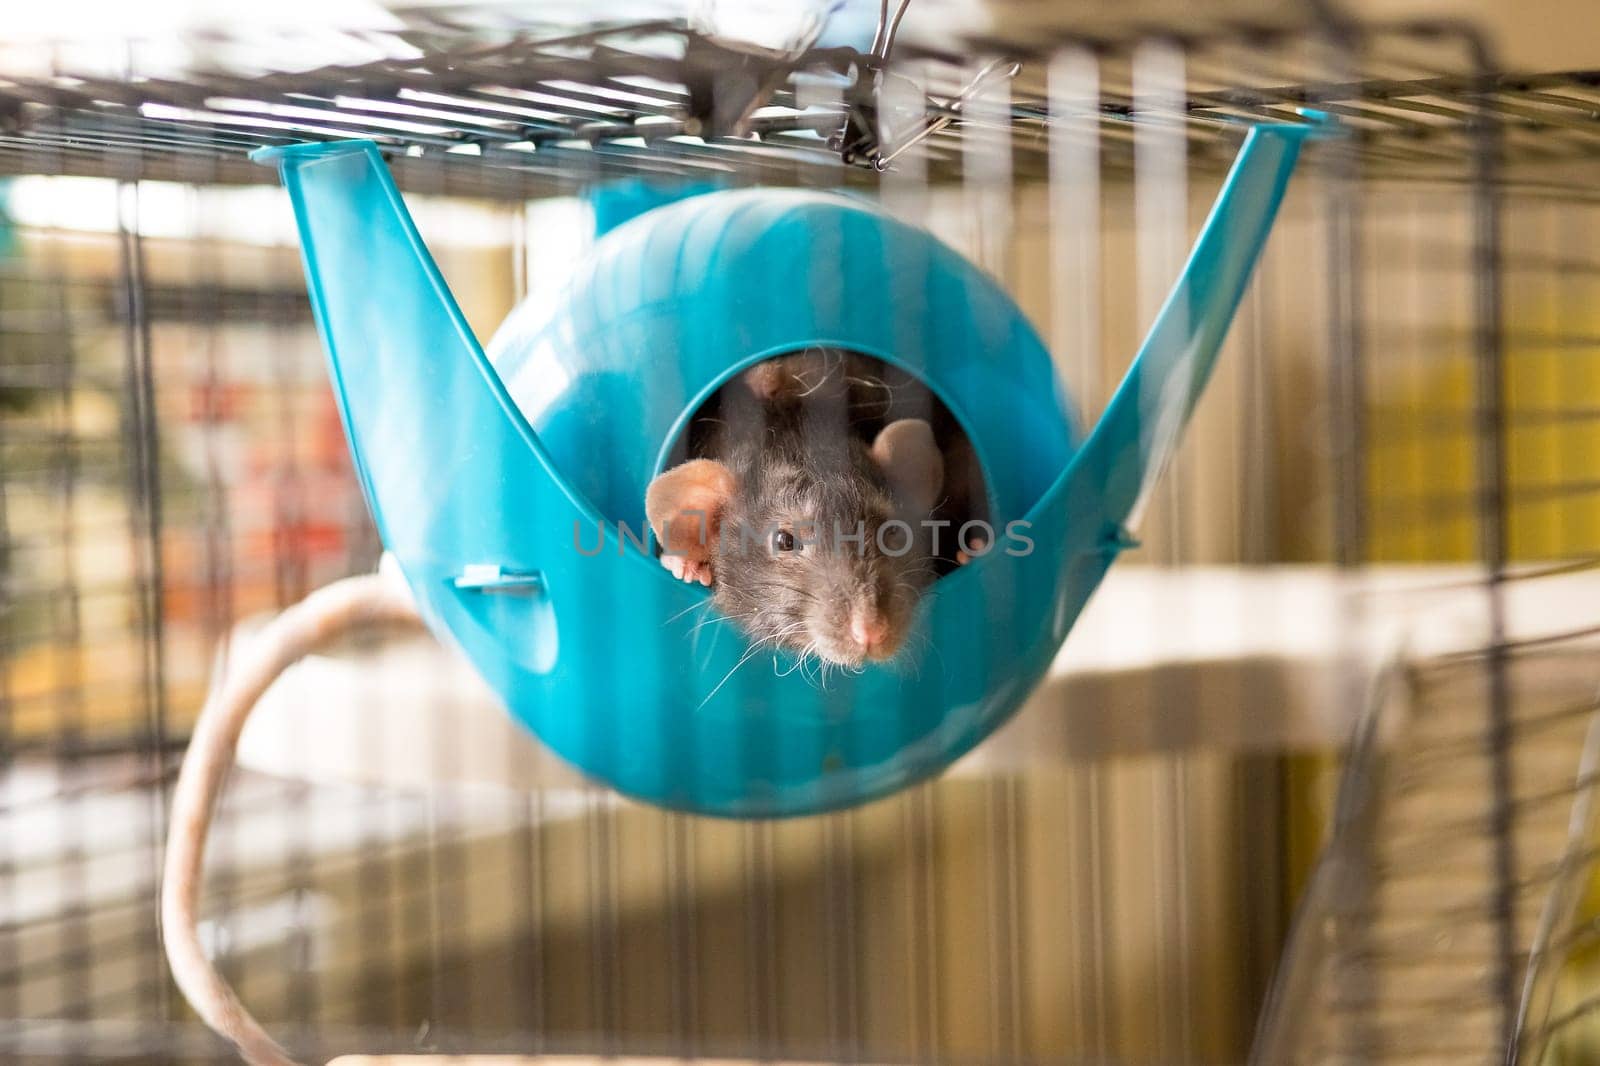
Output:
(956, 533), (988, 567)
(661, 553), (715, 587)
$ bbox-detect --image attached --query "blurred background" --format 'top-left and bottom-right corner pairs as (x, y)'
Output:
(5, 0), (1600, 1063)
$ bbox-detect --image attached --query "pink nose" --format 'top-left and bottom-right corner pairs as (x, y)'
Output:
(849, 611), (890, 654)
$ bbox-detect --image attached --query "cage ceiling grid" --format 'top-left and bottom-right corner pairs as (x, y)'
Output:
(3, 4), (1600, 1065)
(1, 19), (1599, 193)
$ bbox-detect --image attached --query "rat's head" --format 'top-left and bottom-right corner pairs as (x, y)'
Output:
(647, 416), (945, 668)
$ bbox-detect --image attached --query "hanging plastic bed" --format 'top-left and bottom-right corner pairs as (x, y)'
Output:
(250, 114), (1325, 819)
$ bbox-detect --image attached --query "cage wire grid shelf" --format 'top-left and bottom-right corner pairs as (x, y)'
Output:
(4, 4), (1600, 1065)
(3, 17), (1600, 195)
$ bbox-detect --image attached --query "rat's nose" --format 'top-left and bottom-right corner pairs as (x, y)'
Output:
(849, 610), (891, 655)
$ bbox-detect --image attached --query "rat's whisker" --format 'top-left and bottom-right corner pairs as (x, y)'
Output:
(795, 374), (830, 397)
(843, 375), (890, 390)
(800, 645), (825, 688)
(698, 638), (775, 710)
(768, 622), (809, 656)
(665, 598), (711, 626)
(688, 612), (724, 636)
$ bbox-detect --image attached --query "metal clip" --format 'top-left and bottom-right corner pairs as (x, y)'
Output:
(452, 564), (545, 595)
(835, 55), (1021, 171)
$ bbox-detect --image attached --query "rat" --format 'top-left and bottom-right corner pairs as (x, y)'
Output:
(646, 348), (987, 668)
(162, 354), (991, 1065)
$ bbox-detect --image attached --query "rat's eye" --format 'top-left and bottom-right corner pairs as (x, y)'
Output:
(773, 530), (798, 552)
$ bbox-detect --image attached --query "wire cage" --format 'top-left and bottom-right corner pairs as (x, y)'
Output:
(4, 2), (1600, 1063)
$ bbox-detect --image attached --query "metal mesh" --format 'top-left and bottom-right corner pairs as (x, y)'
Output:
(5, 18), (1600, 195)
(1, 7), (1600, 1065)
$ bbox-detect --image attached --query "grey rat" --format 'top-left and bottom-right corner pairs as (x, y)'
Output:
(647, 349), (966, 668)
(727, 349), (991, 570)
(162, 355), (985, 1065)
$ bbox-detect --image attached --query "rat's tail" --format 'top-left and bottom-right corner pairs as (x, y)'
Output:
(161, 569), (422, 1066)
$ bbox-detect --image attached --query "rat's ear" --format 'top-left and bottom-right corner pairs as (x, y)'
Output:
(741, 350), (846, 404)
(741, 359), (793, 401)
(871, 418), (944, 516)
(646, 459), (736, 562)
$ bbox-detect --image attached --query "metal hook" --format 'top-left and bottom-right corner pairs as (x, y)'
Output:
(868, 57), (1022, 171)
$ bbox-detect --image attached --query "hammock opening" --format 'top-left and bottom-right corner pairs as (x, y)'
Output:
(651, 346), (997, 577)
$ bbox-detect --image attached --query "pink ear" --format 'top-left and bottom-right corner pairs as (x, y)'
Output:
(740, 351), (847, 403)
(646, 459), (736, 562)
(741, 360), (792, 401)
(871, 418), (944, 515)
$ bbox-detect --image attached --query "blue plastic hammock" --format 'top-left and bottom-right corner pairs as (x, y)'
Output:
(254, 116), (1323, 816)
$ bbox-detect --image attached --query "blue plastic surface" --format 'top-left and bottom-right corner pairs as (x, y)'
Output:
(253, 117), (1321, 817)
(587, 177), (729, 237)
